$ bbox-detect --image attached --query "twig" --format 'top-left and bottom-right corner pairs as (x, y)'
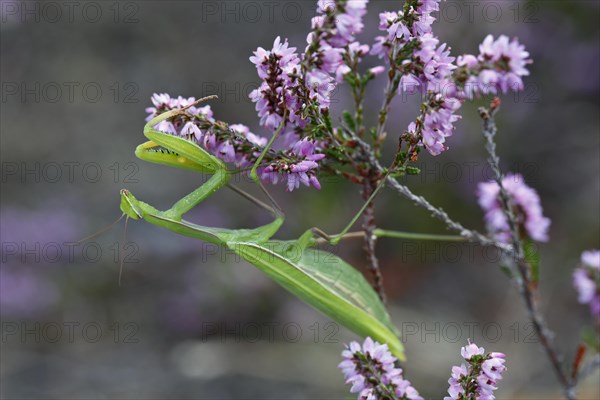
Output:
(479, 99), (574, 399)
(479, 98), (524, 260)
(375, 42), (401, 151)
(363, 176), (386, 304)
(344, 128), (514, 253)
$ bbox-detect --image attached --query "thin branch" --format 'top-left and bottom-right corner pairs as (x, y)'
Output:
(343, 128), (513, 253)
(363, 177), (386, 304)
(375, 42), (401, 151)
(479, 99), (574, 399)
(479, 99), (524, 260)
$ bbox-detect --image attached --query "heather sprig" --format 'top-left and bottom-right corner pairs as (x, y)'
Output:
(477, 173), (551, 243)
(339, 337), (423, 400)
(573, 250), (600, 323)
(444, 342), (507, 400)
(454, 35), (532, 99)
(371, 0), (463, 156)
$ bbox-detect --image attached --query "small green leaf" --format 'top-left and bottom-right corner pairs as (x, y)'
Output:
(370, 127), (377, 142)
(343, 110), (356, 133)
(405, 166), (421, 175)
(499, 262), (514, 279)
(229, 240), (405, 360)
(582, 327), (600, 352)
(523, 239), (540, 285)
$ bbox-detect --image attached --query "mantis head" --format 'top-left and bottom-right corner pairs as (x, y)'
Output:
(120, 189), (143, 220)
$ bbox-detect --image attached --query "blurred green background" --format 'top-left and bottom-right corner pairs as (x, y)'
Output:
(1, 0), (599, 398)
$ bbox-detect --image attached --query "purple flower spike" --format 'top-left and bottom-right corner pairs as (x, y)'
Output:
(477, 173), (550, 243)
(573, 250), (600, 321)
(339, 337), (423, 400)
(445, 341), (507, 400)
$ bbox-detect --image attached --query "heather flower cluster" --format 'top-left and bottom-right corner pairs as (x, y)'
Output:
(573, 250), (600, 322)
(249, 37), (303, 131)
(308, 0), (377, 85)
(477, 173), (550, 243)
(455, 35), (532, 99)
(249, 0), (370, 133)
(144, 0), (534, 198)
(445, 342), (507, 400)
(245, 2), (373, 190)
(372, 0), (461, 156)
(370, 2), (531, 156)
(145, 93), (324, 190)
(339, 337), (423, 400)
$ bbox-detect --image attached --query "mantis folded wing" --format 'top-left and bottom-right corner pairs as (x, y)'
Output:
(119, 102), (405, 360)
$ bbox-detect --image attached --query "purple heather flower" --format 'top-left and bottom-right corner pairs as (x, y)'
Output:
(461, 343), (485, 360)
(581, 250), (600, 270)
(573, 250), (600, 320)
(336, 64), (352, 83)
(477, 173), (551, 243)
(445, 342), (507, 400)
(155, 120), (177, 135)
(456, 35), (531, 99)
(262, 138), (324, 192)
(321, 0), (368, 48)
(574, 269), (596, 304)
(418, 92), (462, 156)
(181, 121), (203, 141)
(339, 337), (423, 400)
(303, 1), (370, 114)
(457, 54), (478, 68)
(249, 36), (302, 130)
(369, 66), (386, 76)
(400, 73), (421, 94)
(217, 141), (236, 163)
(230, 124), (267, 147)
(317, 0), (335, 13)
(306, 69), (336, 108)
(250, 36), (299, 79)
(371, 36), (390, 59)
(373, 1), (462, 156)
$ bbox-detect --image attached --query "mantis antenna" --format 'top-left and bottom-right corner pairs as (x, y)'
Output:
(76, 213), (130, 285)
(118, 216), (130, 286)
(76, 214), (125, 244)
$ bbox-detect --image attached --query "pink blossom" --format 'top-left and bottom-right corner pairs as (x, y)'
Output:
(339, 337), (423, 400)
(445, 342), (506, 400)
(573, 250), (600, 321)
(477, 173), (551, 243)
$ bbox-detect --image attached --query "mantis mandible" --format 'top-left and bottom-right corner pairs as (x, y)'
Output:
(118, 96), (406, 359)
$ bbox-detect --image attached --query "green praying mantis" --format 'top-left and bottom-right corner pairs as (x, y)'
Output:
(116, 95), (458, 361)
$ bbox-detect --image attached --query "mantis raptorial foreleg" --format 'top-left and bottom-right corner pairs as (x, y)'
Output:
(120, 98), (285, 247)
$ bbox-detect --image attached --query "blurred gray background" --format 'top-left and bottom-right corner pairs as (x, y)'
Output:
(1, 0), (599, 398)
